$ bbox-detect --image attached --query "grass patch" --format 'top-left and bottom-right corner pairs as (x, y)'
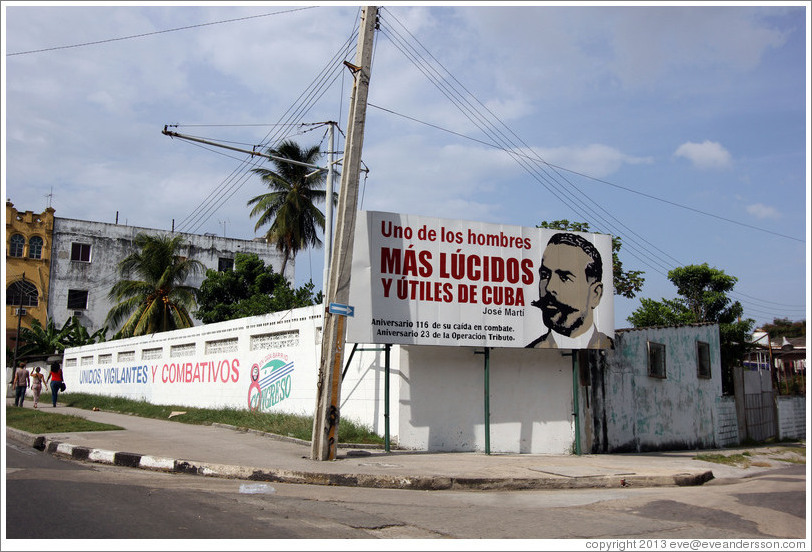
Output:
(59, 393), (384, 445)
(693, 453), (752, 468)
(6, 406), (123, 434)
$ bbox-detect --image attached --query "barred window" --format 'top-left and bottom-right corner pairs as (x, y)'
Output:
(118, 351), (135, 362)
(647, 341), (666, 379)
(9, 234), (25, 257)
(205, 338), (238, 355)
(98, 354), (113, 365)
(142, 348), (163, 360)
(696, 341), (711, 379)
(64, 358), (78, 368)
(6, 280), (38, 307)
(170, 343), (196, 358)
(250, 330), (300, 351)
(29, 236), (44, 259)
(81, 356), (94, 366)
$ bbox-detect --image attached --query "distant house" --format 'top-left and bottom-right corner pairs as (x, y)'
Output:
(741, 331), (806, 442)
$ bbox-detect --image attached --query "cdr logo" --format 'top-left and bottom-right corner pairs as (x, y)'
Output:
(247, 354), (294, 412)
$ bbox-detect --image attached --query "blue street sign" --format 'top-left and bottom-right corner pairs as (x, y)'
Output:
(328, 302), (355, 317)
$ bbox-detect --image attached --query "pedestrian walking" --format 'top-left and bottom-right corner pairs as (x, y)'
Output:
(30, 366), (46, 408)
(12, 361), (30, 407)
(45, 361), (64, 407)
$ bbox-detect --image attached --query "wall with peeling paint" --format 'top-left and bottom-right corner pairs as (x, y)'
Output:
(589, 324), (725, 453)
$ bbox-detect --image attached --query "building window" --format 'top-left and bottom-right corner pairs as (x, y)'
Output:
(647, 341), (667, 379)
(118, 351), (135, 362)
(71, 242), (91, 262)
(9, 234), (25, 257)
(696, 341), (711, 379)
(218, 257), (234, 272)
(28, 236), (44, 259)
(6, 280), (38, 307)
(67, 289), (89, 310)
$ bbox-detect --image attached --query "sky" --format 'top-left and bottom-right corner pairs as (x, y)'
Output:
(2, 1), (809, 331)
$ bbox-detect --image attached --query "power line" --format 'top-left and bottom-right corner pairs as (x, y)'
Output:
(376, 7), (804, 324)
(7, 7), (317, 56)
(366, 102), (804, 245)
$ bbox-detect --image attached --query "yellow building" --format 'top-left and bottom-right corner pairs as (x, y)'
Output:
(5, 201), (55, 351)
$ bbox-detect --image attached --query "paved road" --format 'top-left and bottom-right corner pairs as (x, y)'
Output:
(5, 442), (806, 541)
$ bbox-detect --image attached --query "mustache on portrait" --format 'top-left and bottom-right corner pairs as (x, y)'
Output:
(532, 295), (577, 317)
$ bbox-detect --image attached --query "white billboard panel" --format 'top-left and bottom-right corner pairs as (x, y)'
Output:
(347, 211), (615, 349)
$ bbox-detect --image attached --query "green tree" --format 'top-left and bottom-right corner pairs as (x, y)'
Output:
(65, 316), (108, 347)
(536, 220), (645, 299)
(759, 317), (805, 339)
(13, 316), (105, 360)
(15, 318), (73, 358)
(628, 263), (755, 391)
(248, 140), (334, 277)
(106, 233), (203, 338)
(194, 252), (322, 324)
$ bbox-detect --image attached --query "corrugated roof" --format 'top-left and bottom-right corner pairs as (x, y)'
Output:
(615, 322), (718, 334)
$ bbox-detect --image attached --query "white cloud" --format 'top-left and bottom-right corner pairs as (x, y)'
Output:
(746, 203), (781, 220)
(535, 144), (653, 178)
(674, 140), (732, 170)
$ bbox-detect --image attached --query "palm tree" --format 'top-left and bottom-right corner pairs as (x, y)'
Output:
(248, 140), (333, 277)
(14, 316), (106, 360)
(106, 233), (203, 338)
(16, 318), (73, 358)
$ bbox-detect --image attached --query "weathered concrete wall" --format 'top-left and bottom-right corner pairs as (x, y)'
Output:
(61, 305), (397, 436)
(398, 346), (574, 454)
(49, 217), (290, 333)
(601, 324), (722, 452)
(714, 396), (740, 447)
(777, 396), (806, 440)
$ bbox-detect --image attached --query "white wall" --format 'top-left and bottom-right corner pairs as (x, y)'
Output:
(777, 396), (806, 440)
(714, 396), (740, 448)
(397, 346), (574, 454)
(61, 306), (395, 432)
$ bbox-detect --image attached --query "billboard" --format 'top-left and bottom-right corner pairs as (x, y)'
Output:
(346, 211), (615, 349)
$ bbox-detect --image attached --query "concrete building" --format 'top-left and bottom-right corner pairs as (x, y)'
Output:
(48, 216), (291, 335)
(580, 323), (738, 453)
(5, 201), (56, 350)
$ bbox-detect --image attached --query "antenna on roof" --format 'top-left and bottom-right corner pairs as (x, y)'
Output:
(45, 186), (54, 208)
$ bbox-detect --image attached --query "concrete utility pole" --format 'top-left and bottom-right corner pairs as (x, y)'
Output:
(311, 6), (378, 461)
(321, 121), (336, 303)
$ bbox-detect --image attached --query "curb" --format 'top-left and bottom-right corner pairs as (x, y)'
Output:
(6, 427), (714, 491)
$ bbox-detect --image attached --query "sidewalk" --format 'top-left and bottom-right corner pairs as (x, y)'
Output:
(5, 399), (802, 491)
